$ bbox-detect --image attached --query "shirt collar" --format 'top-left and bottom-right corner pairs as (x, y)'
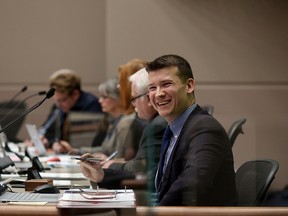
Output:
(169, 103), (197, 137)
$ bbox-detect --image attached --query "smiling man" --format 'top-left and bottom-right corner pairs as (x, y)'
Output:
(79, 54), (237, 206)
(146, 54), (237, 206)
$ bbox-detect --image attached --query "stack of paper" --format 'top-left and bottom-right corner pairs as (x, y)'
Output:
(57, 189), (136, 208)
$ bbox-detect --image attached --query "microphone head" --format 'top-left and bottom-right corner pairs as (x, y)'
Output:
(46, 88), (56, 99)
(21, 85), (28, 92)
(38, 91), (46, 95)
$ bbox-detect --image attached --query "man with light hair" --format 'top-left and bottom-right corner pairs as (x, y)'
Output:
(81, 68), (167, 200)
(104, 68), (167, 173)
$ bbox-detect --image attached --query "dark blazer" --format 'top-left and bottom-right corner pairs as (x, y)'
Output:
(110, 115), (167, 173)
(97, 115), (167, 189)
(157, 105), (237, 206)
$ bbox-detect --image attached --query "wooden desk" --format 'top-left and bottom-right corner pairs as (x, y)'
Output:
(1, 205), (288, 216)
(0, 204), (57, 216)
(3, 162), (288, 216)
(137, 206), (288, 216)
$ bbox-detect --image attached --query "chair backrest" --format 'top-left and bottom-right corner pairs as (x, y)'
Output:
(201, 105), (214, 115)
(235, 159), (279, 206)
(227, 118), (246, 147)
(66, 112), (108, 148)
(0, 100), (27, 142)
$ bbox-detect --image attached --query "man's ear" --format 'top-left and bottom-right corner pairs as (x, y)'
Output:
(186, 78), (195, 93)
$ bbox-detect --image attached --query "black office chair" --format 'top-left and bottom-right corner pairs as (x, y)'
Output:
(0, 100), (27, 142)
(227, 118), (246, 147)
(201, 105), (214, 115)
(235, 159), (279, 206)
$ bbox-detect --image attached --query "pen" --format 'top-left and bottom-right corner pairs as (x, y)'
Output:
(71, 151), (118, 163)
(105, 151), (118, 162)
(71, 157), (101, 163)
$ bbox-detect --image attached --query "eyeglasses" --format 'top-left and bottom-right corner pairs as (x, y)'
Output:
(130, 92), (147, 106)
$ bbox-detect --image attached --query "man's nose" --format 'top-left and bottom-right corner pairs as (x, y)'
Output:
(155, 87), (165, 97)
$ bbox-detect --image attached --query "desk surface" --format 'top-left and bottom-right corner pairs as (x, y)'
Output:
(3, 158), (288, 216)
(137, 206), (288, 216)
(1, 205), (288, 216)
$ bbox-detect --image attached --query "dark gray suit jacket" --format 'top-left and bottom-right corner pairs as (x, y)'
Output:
(97, 115), (167, 189)
(109, 115), (167, 173)
(157, 105), (237, 206)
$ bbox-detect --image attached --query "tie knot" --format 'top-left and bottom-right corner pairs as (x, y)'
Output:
(163, 126), (173, 140)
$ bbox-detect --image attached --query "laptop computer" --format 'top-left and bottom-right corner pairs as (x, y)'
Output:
(0, 184), (61, 203)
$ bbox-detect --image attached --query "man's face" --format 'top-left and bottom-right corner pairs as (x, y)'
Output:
(148, 66), (194, 123)
(53, 90), (79, 113)
(131, 83), (155, 120)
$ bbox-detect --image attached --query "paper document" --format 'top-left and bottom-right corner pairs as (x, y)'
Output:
(40, 172), (86, 180)
(57, 189), (136, 208)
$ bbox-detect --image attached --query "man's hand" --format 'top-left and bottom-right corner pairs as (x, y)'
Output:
(52, 140), (71, 154)
(92, 152), (108, 161)
(80, 153), (104, 183)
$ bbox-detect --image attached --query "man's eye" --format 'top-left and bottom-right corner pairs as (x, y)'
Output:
(163, 82), (172, 87)
(148, 86), (156, 91)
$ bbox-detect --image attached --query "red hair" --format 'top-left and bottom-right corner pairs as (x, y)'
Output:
(118, 59), (147, 114)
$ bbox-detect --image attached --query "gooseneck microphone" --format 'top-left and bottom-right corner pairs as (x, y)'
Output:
(0, 88), (55, 135)
(1, 85), (28, 109)
(8, 85), (28, 103)
(22, 91), (47, 101)
(0, 91), (47, 123)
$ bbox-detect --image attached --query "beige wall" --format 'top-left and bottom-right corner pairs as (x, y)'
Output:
(0, 0), (288, 191)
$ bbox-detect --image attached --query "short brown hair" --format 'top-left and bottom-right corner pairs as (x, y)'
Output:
(49, 69), (81, 95)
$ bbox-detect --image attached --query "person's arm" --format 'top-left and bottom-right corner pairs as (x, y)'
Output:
(98, 169), (135, 189)
(125, 117), (166, 172)
(107, 116), (166, 173)
(79, 153), (135, 189)
(113, 115), (136, 160)
(52, 140), (73, 154)
(41, 105), (59, 147)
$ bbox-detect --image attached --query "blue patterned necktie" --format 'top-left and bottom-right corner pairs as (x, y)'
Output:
(156, 126), (173, 190)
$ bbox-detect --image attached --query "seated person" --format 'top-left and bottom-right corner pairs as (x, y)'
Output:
(98, 68), (167, 201)
(53, 78), (143, 161)
(103, 68), (167, 175)
(56, 59), (149, 159)
(79, 54), (237, 206)
(39, 69), (103, 148)
(117, 58), (149, 158)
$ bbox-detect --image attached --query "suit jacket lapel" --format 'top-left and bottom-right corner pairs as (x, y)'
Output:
(158, 105), (202, 194)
